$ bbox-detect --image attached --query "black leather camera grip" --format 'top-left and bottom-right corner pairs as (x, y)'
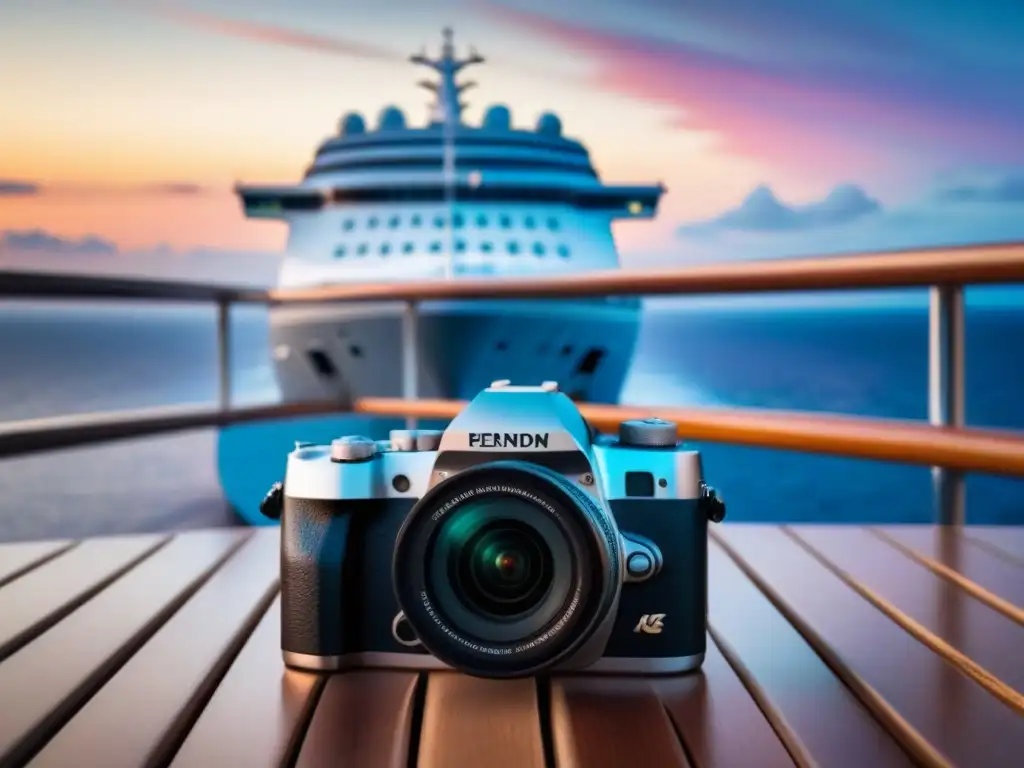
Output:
(280, 497), (350, 657)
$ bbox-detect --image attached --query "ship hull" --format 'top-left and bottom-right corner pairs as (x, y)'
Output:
(267, 298), (641, 404)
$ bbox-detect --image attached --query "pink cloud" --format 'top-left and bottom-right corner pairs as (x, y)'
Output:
(490, 7), (1021, 179)
(148, 4), (399, 63)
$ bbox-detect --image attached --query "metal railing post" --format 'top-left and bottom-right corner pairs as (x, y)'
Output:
(928, 284), (966, 525)
(402, 301), (419, 429)
(216, 298), (232, 413)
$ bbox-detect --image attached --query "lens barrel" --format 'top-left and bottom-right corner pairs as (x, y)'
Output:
(392, 461), (620, 678)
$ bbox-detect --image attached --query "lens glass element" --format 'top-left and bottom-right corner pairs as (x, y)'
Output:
(449, 515), (554, 619)
(427, 495), (574, 644)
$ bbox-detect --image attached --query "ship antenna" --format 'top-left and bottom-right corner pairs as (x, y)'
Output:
(410, 28), (484, 279)
(410, 26), (484, 126)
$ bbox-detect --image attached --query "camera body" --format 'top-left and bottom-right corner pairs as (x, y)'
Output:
(267, 380), (725, 679)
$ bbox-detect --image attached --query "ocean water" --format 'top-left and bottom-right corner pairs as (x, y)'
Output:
(0, 300), (1022, 542)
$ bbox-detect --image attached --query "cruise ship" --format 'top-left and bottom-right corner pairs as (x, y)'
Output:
(236, 29), (664, 405)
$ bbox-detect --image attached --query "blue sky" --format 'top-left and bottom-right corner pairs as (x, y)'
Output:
(0, 0), (1022, 291)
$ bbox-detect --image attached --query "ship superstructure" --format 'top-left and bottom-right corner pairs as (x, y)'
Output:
(236, 28), (664, 404)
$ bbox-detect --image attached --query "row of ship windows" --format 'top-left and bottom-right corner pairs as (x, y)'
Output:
(334, 241), (572, 258)
(341, 213), (562, 232)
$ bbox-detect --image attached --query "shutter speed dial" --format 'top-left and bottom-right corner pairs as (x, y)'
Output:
(618, 417), (678, 448)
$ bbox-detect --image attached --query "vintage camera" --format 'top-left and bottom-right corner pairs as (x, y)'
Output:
(261, 380), (725, 679)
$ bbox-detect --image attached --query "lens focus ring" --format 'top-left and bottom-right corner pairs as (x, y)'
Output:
(391, 461), (622, 679)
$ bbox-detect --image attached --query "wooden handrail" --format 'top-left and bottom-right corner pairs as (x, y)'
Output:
(0, 401), (342, 459)
(2, 242), (1022, 305)
(0, 388), (1022, 481)
(0, 271), (267, 303)
(353, 397), (1024, 477)
(2, 395), (1023, 476)
(270, 242), (1024, 304)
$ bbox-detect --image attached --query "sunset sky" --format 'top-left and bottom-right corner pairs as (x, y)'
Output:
(2, 0), (1023, 279)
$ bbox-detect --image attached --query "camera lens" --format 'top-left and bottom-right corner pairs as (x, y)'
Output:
(426, 495), (573, 646)
(453, 518), (553, 619)
(393, 461), (622, 679)
(436, 501), (560, 630)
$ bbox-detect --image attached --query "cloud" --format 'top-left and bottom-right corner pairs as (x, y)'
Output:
(0, 229), (281, 286)
(145, 3), (399, 63)
(661, 179), (1024, 271)
(140, 182), (207, 196)
(0, 230), (118, 256)
(935, 171), (1024, 204)
(0, 181), (210, 198)
(0, 181), (41, 196)
(135, 3), (557, 83)
(484, 1), (1024, 174)
(679, 184), (881, 235)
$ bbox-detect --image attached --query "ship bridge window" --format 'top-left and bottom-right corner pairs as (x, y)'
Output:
(342, 219), (354, 231)
(402, 242), (415, 254)
(476, 213), (488, 227)
(507, 241), (520, 255)
(357, 243), (368, 256)
(499, 214), (512, 229)
(380, 243), (391, 255)
(524, 216), (536, 229)
(434, 215), (445, 228)
(334, 245), (347, 258)
(411, 214), (423, 227)
(533, 242), (546, 256)
(367, 216), (379, 229)
(452, 213), (465, 228)
(307, 349), (338, 378)
(575, 348), (605, 375)
(455, 239), (466, 253)
(388, 215), (400, 228)
(481, 241), (493, 254)
(547, 217), (560, 231)
(557, 244), (570, 258)
(430, 241), (442, 253)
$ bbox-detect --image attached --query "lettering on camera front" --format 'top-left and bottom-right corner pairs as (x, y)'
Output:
(468, 432), (550, 449)
(633, 613), (665, 634)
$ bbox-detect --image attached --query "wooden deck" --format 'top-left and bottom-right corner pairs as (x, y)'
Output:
(0, 524), (1020, 768)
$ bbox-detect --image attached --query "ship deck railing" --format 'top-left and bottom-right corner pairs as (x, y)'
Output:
(3, 241), (1024, 524)
(2, 243), (1024, 766)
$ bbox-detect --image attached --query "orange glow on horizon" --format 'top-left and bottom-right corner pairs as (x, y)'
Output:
(0, 192), (287, 252)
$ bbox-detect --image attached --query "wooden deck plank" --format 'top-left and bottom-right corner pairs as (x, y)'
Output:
(653, 637), (799, 768)
(0, 534), (167, 661)
(701, 538), (912, 768)
(0, 528), (248, 767)
(713, 525), (1024, 768)
(294, 671), (421, 768)
(790, 525), (1024, 693)
(168, 595), (321, 768)
(961, 526), (1024, 566)
(2, 523), (1021, 767)
(418, 673), (546, 768)
(0, 540), (75, 588)
(30, 528), (280, 768)
(872, 526), (1024, 623)
(549, 677), (691, 768)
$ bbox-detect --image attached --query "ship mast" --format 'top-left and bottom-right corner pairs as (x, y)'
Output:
(411, 28), (484, 279)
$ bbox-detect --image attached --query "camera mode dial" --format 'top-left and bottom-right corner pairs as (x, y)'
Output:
(330, 436), (377, 463)
(389, 429), (444, 452)
(618, 417), (678, 448)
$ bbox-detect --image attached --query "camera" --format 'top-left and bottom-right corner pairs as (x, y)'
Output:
(261, 380), (725, 679)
